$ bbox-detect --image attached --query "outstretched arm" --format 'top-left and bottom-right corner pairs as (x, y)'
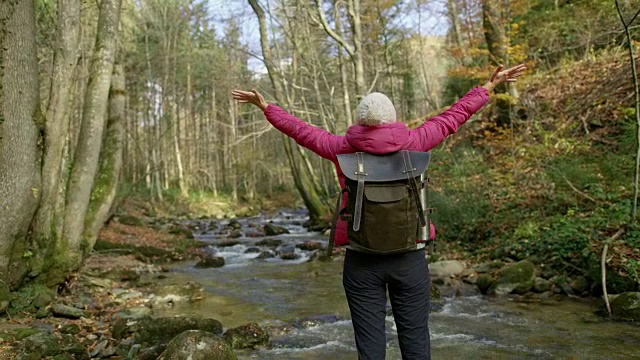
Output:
(411, 64), (526, 151)
(231, 89), (342, 160)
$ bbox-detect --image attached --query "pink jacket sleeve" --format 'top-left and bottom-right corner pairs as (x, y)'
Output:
(410, 87), (489, 151)
(263, 105), (342, 160)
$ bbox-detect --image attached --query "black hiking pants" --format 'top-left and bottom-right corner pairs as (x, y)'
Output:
(343, 248), (431, 360)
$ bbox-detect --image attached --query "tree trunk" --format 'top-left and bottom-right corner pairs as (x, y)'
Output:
(248, 0), (328, 224)
(0, 0), (43, 288)
(84, 63), (125, 252)
(482, 0), (511, 127)
(30, 0), (81, 276)
(334, 0), (353, 127)
(346, 0), (365, 98)
(60, 0), (122, 274)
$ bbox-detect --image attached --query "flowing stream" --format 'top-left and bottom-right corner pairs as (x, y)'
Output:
(152, 210), (640, 359)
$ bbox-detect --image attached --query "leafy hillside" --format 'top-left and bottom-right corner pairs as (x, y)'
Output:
(431, 50), (640, 293)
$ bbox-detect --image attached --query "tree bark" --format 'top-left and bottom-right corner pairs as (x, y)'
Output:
(60, 0), (122, 272)
(84, 63), (125, 252)
(0, 0), (43, 287)
(30, 0), (81, 276)
(482, 0), (511, 127)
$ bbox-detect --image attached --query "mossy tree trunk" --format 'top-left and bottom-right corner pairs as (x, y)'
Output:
(57, 0), (122, 280)
(248, 0), (329, 225)
(84, 63), (125, 253)
(0, 0), (44, 288)
(30, 0), (81, 278)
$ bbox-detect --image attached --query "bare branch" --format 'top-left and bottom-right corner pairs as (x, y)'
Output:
(313, 0), (355, 58)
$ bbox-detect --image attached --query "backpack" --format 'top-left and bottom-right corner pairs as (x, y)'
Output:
(332, 150), (433, 255)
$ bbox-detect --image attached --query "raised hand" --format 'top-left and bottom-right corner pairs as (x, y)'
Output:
(231, 88), (269, 111)
(483, 64), (527, 92)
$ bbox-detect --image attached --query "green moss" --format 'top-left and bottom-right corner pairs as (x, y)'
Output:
(0, 328), (42, 342)
(8, 283), (55, 315)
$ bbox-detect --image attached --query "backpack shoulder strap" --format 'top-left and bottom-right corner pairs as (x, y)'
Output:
(353, 152), (367, 231)
(401, 150), (427, 227)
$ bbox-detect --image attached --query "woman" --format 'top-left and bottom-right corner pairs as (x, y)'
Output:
(232, 63), (526, 360)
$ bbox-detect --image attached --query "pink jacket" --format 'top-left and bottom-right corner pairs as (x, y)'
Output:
(263, 87), (489, 246)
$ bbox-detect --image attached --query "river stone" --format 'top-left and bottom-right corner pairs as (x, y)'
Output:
(294, 315), (340, 328)
(429, 260), (465, 279)
(533, 277), (552, 293)
(219, 238), (241, 247)
(571, 276), (590, 295)
(112, 316), (223, 344)
(82, 276), (115, 289)
(59, 324), (80, 335)
(611, 292), (640, 321)
(295, 241), (324, 251)
(256, 239), (282, 247)
(244, 247), (261, 253)
(490, 260), (536, 295)
(228, 219), (242, 230)
(256, 251), (275, 259)
(223, 322), (269, 349)
(264, 223), (289, 236)
(277, 245), (299, 260)
(157, 330), (237, 360)
(115, 338), (135, 357)
(439, 282), (481, 298)
(169, 225), (195, 239)
(15, 332), (89, 360)
(51, 303), (85, 319)
(196, 255), (225, 268)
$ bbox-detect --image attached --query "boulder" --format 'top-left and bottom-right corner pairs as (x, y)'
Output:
(227, 219), (242, 230)
(256, 239), (282, 247)
(533, 277), (551, 293)
(611, 292), (640, 321)
(295, 241), (324, 251)
(223, 322), (269, 349)
(476, 274), (494, 295)
(571, 276), (590, 295)
(278, 245), (299, 260)
(15, 332), (89, 360)
(244, 247), (261, 254)
(429, 260), (465, 279)
(227, 230), (243, 239)
(158, 330), (237, 360)
(256, 251), (275, 259)
(195, 255), (225, 269)
(264, 223), (289, 236)
(219, 239), (241, 247)
(490, 260), (536, 295)
(112, 316), (223, 344)
(51, 304), (85, 319)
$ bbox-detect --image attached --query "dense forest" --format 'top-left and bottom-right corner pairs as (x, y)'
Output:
(1, 0), (640, 315)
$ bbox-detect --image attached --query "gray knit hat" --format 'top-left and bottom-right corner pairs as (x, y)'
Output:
(355, 92), (396, 126)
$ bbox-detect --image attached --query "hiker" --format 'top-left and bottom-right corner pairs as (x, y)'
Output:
(232, 63), (526, 360)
